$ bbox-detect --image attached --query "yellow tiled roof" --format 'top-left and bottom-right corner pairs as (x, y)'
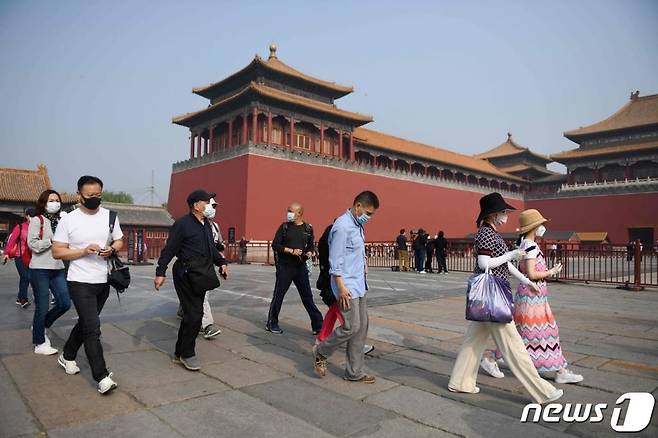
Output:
(192, 53), (353, 97)
(173, 82), (372, 126)
(564, 93), (658, 138)
(353, 128), (523, 181)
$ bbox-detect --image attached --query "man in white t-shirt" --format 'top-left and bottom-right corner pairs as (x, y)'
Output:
(52, 175), (124, 395)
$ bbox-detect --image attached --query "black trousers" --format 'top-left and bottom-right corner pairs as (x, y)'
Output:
(173, 259), (205, 358)
(63, 281), (110, 382)
(267, 263), (323, 331)
(436, 252), (448, 273)
(425, 252), (434, 272)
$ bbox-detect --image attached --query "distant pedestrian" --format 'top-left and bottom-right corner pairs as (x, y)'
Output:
(239, 236), (250, 264)
(412, 229), (428, 273)
(549, 242), (557, 265)
(396, 229), (409, 271)
(626, 240), (634, 262)
(425, 234), (435, 273)
(435, 231), (448, 273)
(4, 208), (35, 308)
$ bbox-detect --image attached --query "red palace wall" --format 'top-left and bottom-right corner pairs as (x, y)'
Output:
(168, 154), (524, 241)
(169, 155), (656, 244)
(527, 193), (658, 244)
(168, 155), (250, 237)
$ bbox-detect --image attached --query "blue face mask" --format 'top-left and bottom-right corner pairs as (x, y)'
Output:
(356, 213), (370, 226)
(286, 212), (295, 222)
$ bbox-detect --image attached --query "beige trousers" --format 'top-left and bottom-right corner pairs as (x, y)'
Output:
(448, 321), (557, 403)
(399, 250), (410, 271)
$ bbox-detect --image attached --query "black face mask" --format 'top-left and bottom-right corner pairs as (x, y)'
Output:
(81, 195), (102, 210)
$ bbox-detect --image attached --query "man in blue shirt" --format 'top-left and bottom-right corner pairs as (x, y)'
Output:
(312, 191), (379, 383)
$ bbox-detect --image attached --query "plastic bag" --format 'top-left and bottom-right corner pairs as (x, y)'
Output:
(465, 269), (514, 323)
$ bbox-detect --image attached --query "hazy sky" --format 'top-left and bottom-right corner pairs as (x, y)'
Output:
(1, 0), (657, 203)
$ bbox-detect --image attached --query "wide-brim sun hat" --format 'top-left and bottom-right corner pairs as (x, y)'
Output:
(517, 209), (549, 234)
(476, 192), (516, 225)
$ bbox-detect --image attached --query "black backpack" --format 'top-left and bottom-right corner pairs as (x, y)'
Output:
(316, 223), (336, 307)
(273, 222), (313, 266)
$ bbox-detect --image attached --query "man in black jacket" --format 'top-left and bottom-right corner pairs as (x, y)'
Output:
(266, 202), (323, 335)
(412, 229), (428, 273)
(435, 231), (448, 273)
(154, 190), (228, 371)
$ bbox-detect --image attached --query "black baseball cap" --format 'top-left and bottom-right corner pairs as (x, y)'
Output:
(186, 189), (216, 206)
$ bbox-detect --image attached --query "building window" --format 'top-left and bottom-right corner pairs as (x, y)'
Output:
(323, 139), (331, 155)
(272, 128), (281, 144)
(296, 134), (311, 150)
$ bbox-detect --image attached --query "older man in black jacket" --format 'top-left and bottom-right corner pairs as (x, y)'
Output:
(154, 190), (228, 371)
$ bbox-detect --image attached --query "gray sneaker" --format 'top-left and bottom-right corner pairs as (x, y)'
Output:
(177, 355), (201, 371)
(202, 324), (222, 339)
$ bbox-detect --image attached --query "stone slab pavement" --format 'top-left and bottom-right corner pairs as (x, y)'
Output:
(0, 263), (657, 437)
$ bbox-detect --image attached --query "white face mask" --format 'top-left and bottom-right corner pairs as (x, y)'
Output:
(494, 213), (508, 225)
(202, 203), (215, 218)
(536, 225), (546, 237)
(46, 201), (61, 214)
(287, 212), (295, 222)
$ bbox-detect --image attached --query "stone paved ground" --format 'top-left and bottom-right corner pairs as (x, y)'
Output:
(1, 263), (657, 437)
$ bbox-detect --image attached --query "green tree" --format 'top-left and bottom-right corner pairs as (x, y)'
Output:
(103, 191), (134, 204)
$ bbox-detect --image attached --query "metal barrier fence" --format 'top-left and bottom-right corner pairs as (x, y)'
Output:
(223, 239), (656, 289)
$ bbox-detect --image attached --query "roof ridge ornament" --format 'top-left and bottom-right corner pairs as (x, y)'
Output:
(630, 90), (640, 100)
(269, 43), (277, 59)
(507, 132), (512, 141)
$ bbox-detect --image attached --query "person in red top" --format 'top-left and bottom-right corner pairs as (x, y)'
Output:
(3, 208), (36, 308)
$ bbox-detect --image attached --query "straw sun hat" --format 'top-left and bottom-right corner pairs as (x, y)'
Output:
(517, 209), (549, 234)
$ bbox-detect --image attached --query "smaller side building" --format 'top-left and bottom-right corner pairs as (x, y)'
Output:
(101, 202), (174, 263)
(0, 165), (75, 243)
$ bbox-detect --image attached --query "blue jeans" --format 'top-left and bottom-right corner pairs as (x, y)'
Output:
(31, 269), (71, 345)
(14, 258), (31, 300)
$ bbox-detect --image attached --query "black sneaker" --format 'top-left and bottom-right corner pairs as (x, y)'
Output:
(265, 324), (283, 334)
(18, 298), (30, 308)
(312, 329), (321, 336)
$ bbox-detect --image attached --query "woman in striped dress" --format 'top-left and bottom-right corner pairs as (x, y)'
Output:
(480, 209), (583, 384)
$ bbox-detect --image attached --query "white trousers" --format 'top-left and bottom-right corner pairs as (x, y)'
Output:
(448, 321), (557, 403)
(202, 292), (214, 328)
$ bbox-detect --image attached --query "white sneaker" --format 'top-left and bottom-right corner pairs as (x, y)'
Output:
(543, 389), (564, 404)
(98, 372), (118, 394)
(419, 271), (426, 274)
(34, 343), (58, 355)
(58, 354), (80, 375)
(44, 331), (52, 346)
(480, 357), (504, 378)
(448, 386), (480, 394)
(555, 369), (584, 384)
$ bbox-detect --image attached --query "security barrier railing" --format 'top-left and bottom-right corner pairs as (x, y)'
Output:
(222, 238), (656, 289)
